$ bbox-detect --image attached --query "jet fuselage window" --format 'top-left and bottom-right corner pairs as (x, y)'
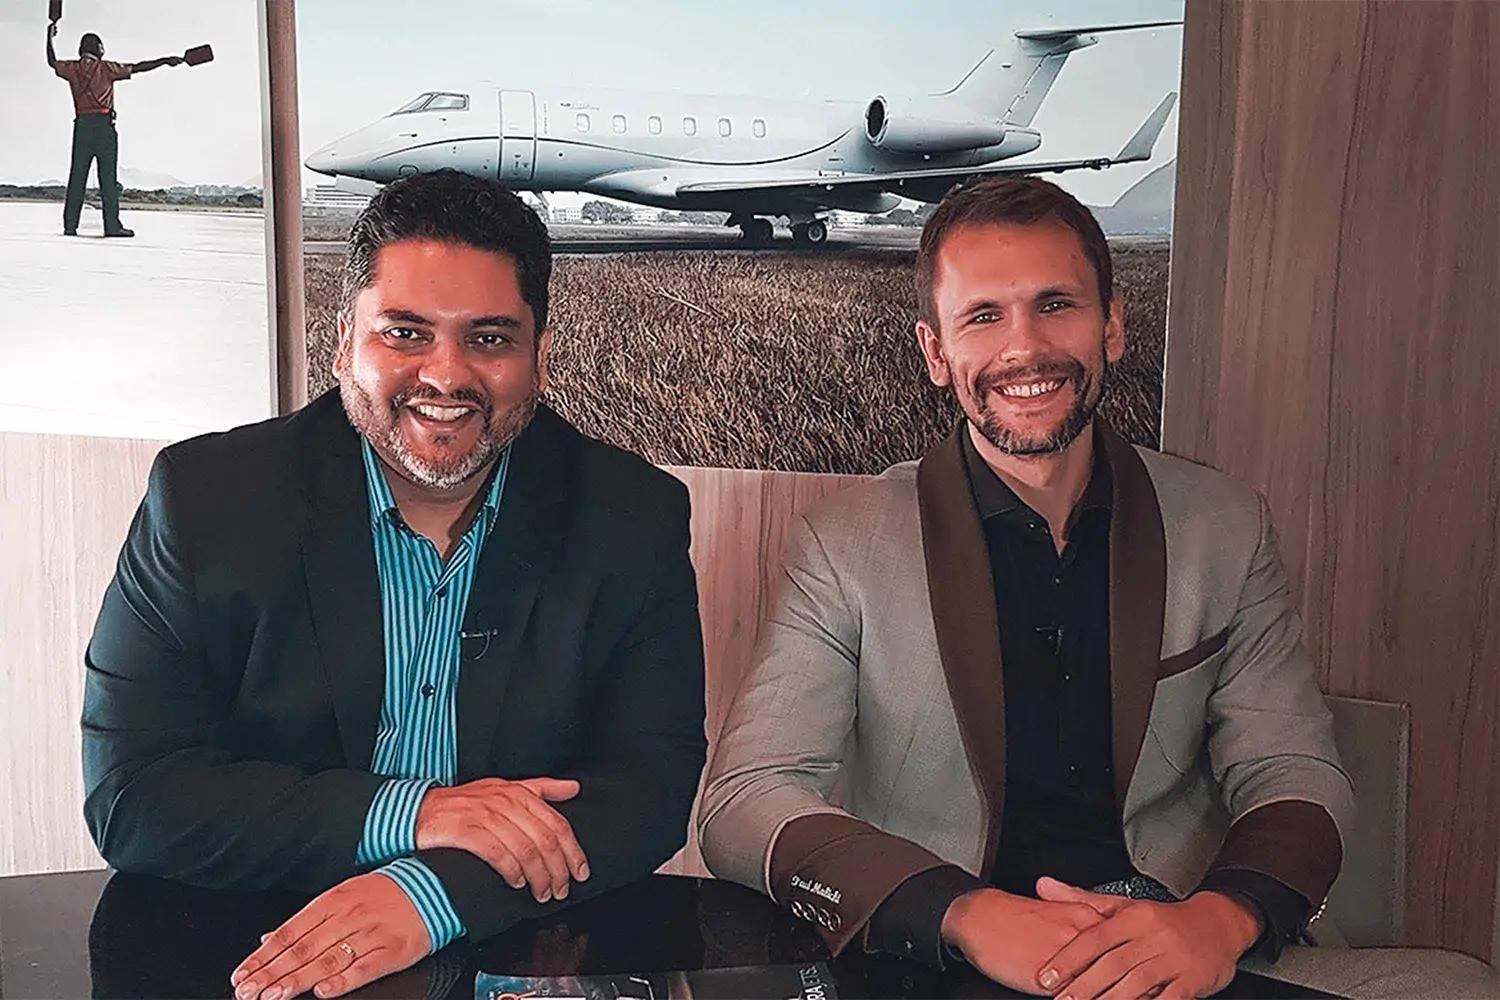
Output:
(424, 93), (469, 111)
(718, 117), (732, 137)
(683, 116), (697, 136)
(648, 115), (662, 135)
(390, 93), (435, 115)
(576, 112), (591, 133)
(612, 114), (627, 134)
(753, 118), (767, 138)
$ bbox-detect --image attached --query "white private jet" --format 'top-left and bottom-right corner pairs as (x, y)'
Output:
(305, 20), (1179, 245)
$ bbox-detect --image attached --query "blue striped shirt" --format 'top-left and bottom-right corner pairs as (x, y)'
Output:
(353, 438), (511, 952)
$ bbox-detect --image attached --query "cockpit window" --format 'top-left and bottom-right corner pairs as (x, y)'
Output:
(390, 93), (435, 115)
(424, 93), (469, 111)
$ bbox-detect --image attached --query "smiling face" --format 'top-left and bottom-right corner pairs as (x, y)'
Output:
(334, 238), (550, 493)
(916, 220), (1124, 456)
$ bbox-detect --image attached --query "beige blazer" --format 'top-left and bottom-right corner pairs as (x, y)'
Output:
(698, 422), (1355, 950)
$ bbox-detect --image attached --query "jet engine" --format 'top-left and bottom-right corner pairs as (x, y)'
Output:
(864, 95), (1008, 153)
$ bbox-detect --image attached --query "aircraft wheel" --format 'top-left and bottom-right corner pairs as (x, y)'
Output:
(805, 219), (828, 244)
(740, 218), (773, 243)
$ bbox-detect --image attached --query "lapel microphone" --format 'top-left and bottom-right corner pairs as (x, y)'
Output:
(460, 628), (500, 660)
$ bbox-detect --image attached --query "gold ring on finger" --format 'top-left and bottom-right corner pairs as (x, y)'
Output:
(338, 941), (356, 962)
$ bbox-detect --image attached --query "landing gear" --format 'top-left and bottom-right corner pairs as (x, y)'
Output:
(792, 219), (828, 246)
(737, 217), (773, 243)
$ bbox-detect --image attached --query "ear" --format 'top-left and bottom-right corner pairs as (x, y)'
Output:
(332, 311), (353, 376)
(915, 318), (952, 388)
(535, 326), (553, 393)
(1103, 295), (1126, 365)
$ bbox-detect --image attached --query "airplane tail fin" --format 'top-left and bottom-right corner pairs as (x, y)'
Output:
(940, 20), (1181, 128)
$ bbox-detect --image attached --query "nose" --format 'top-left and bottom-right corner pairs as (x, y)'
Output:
(417, 339), (475, 396)
(305, 144), (338, 176)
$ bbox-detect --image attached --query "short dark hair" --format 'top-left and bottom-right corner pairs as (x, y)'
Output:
(79, 33), (103, 56)
(340, 168), (552, 334)
(915, 175), (1112, 329)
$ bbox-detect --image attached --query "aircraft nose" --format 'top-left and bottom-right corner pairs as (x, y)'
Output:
(305, 144), (338, 176)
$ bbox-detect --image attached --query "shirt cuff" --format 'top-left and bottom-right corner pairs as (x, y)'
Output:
(375, 857), (466, 952)
(864, 865), (983, 968)
(1196, 868), (1311, 963)
(355, 778), (436, 866)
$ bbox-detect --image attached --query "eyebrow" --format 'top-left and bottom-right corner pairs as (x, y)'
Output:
(374, 309), (523, 329)
(955, 285), (1087, 316)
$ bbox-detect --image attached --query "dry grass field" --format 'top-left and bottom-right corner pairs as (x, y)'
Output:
(305, 241), (1169, 473)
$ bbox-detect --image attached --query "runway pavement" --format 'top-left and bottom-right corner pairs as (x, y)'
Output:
(0, 201), (275, 440)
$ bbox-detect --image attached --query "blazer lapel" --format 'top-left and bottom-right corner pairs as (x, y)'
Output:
(917, 423), (1007, 877)
(298, 395), (386, 770)
(1100, 422), (1168, 816)
(455, 405), (571, 781)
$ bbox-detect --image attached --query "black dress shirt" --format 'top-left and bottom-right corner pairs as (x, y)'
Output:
(867, 427), (1310, 966)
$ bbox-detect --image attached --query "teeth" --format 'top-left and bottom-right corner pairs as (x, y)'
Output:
(411, 403), (471, 421)
(997, 379), (1064, 399)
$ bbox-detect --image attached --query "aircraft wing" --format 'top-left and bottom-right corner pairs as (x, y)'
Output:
(677, 92), (1176, 201)
(1014, 20), (1181, 41)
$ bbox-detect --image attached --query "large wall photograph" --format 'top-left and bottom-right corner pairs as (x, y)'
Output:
(297, 0), (1183, 472)
(0, 0), (272, 441)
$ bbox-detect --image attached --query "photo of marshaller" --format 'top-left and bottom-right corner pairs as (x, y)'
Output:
(298, 0), (1183, 472)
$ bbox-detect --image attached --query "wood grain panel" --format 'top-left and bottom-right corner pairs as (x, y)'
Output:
(260, 0), (307, 414)
(667, 466), (868, 738)
(1165, 0), (1500, 956)
(0, 434), (165, 876)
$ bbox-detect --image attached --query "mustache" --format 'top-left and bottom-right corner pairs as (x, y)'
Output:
(974, 359), (1084, 395)
(389, 385), (492, 416)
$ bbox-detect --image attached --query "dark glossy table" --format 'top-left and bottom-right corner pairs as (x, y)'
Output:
(0, 870), (1335, 999)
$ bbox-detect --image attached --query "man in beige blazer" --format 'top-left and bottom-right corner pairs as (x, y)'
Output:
(698, 176), (1354, 1000)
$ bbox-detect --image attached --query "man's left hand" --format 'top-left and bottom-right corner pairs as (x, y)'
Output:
(1032, 878), (1262, 1000)
(230, 872), (432, 1000)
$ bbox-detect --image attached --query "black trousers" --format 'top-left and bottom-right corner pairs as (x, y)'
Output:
(64, 113), (123, 233)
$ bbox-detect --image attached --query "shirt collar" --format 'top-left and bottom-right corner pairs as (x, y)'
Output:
(359, 436), (510, 537)
(959, 421), (1113, 526)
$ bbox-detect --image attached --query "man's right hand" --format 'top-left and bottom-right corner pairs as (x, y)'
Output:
(940, 888), (1123, 995)
(415, 777), (590, 903)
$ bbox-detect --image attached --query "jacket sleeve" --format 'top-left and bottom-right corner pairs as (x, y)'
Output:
(696, 513), (950, 954)
(82, 450), (387, 892)
(416, 479), (707, 943)
(1201, 491), (1355, 914)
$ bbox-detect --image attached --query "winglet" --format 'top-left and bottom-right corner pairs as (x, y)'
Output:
(1015, 20), (1182, 41)
(1114, 92), (1178, 163)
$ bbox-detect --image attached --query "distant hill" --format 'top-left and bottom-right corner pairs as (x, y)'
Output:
(118, 167), (189, 190)
(1091, 159), (1175, 237)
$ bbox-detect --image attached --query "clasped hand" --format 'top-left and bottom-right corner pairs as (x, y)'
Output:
(943, 878), (1261, 999)
(231, 776), (591, 999)
(415, 776), (590, 903)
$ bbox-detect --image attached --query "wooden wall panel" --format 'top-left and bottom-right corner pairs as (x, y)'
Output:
(0, 434), (164, 876)
(1166, 0), (1500, 956)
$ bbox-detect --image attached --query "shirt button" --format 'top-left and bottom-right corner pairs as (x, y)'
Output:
(435, 586), (448, 599)
(1063, 672), (1072, 683)
(421, 683), (436, 697)
(1053, 574), (1063, 585)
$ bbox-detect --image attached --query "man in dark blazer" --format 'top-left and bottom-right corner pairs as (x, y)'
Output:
(82, 170), (706, 1000)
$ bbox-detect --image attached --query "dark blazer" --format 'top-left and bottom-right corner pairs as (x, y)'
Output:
(82, 391), (707, 942)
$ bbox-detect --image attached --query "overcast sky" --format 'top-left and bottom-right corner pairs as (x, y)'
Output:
(0, 0), (1182, 204)
(0, 0), (261, 186)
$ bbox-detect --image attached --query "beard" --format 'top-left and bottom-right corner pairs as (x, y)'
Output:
(963, 352), (1107, 457)
(338, 374), (539, 491)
